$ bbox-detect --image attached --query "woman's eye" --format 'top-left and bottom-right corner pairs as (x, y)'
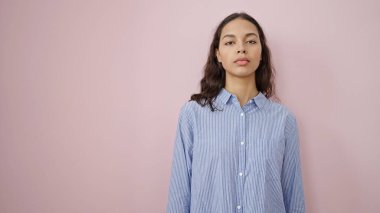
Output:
(248, 40), (257, 44)
(225, 41), (233, 45)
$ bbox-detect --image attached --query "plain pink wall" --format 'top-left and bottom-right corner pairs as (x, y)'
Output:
(1, 0), (379, 212)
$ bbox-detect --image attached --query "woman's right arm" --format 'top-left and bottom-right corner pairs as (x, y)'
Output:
(166, 103), (194, 213)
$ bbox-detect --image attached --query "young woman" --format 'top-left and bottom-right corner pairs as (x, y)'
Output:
(167, 12), (305, 213)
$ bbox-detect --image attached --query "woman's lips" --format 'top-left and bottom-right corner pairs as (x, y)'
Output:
(235, 60), (249, 65)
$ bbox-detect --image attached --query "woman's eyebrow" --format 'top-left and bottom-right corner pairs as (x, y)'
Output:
(222, 32), (258, 39)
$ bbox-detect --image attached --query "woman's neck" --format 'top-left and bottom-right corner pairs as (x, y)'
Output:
(225, 75), (259, 107)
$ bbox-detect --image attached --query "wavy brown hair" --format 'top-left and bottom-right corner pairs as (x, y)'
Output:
(190, 12), (278, 111)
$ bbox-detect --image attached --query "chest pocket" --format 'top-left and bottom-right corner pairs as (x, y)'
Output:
(248, 136), (285, 180)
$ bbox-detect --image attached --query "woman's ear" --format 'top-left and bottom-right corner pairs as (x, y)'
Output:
(215, 49), (221, 62)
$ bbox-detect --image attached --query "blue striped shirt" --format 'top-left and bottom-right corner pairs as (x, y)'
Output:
(167, 88), (305, 213)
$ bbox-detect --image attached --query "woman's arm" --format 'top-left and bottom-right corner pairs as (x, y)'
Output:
(281, 112), (306, 213)
(166, 103), (194, 213)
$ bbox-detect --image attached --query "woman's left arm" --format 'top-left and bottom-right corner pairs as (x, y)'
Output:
(281, 112), (306, 213)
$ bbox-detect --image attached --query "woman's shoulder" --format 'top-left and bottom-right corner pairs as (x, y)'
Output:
(265, 99), (297, 122)
(177, 99), (215, 121)
(177, 100), (198, 119)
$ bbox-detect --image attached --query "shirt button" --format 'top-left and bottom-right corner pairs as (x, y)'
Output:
(237, 205), (241, 209)
(240, 113), (244, 116)
(240, 141), (245, 145)
(239, 172), (243, 176)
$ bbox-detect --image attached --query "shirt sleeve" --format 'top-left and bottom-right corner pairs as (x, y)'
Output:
(281, 112), (306, 213)
(166, 103), (194, 213)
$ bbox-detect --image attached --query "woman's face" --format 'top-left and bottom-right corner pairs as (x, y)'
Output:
(216, 18), (262, 79)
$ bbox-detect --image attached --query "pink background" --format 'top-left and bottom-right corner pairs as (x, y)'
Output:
(1, 0), (379, 212)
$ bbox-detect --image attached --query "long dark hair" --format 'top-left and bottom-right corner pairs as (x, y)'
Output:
(190, 12), (278, 111)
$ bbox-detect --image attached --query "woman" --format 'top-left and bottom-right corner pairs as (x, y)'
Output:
(167, 12), (306, 213)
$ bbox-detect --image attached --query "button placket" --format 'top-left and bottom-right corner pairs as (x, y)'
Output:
(237, 110), (247, 211)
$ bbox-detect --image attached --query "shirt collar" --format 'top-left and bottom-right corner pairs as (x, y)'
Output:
(216, 88), (267, 109)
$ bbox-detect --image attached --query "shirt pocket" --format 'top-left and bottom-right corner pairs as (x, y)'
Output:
(260, 137), (285, 181)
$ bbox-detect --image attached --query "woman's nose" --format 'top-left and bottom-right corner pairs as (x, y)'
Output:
(236, 42), (246, 54)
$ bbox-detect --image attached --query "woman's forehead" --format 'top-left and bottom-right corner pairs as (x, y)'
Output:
(221, 19), (259, 37)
